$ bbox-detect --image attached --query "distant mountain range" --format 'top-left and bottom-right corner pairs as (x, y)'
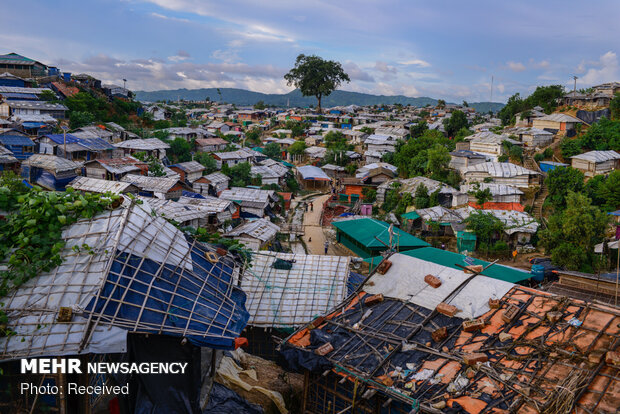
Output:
(134, 88), (504, 113)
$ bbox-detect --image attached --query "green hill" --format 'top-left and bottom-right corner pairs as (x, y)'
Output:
(134, 87), (504, 112)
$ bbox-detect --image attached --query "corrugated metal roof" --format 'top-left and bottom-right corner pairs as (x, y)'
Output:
(536, 113), (582, 123)
(23, 154), (81, 172)
(225, 218), (280, 241)
(68, 177), (136, 194)
(115, 138), (170, 150)
(120, 174), (179, 193)
(463, 161), (539, 177)
(570, 150), (620, 163)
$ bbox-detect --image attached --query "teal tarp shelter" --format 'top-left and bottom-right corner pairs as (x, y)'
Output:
(364, 246), (531, 284)
(332, 218), (429, 258)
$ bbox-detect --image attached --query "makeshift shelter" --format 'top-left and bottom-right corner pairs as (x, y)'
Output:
(114, 138), (170, 160)
(120, 174), (185, 199)
(296, 165), (331, 190)
(0, 143), (19, 171)
(21, 154), (81, 190)
(68, 176), (139, 195)
(177, 194), (236, 225)
(332, 217), (429, 258)
(462, 161), (540, 188)
(219, 187), (279, 218)
(193, 171), (229, 196)
(237, 252), (359, 359)
(571, 150), (620, 177)
(224, 218), (280, 250)
(83, 156), (147, 180)
(280, 252), (620, 414)
(0, 199), (250, 412)
(456, 231), (477, 253)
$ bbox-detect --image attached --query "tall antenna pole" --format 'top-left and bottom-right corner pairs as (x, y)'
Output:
(573, 75), (578, 96)
(490, 76), (494, 102)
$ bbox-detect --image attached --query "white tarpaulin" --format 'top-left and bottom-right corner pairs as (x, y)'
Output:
(364, 253), (513, 319)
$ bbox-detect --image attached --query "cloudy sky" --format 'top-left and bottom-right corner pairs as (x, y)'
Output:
(1, 0), (618, 102)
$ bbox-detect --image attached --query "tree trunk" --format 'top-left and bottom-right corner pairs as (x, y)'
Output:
(316, 95), (322, 114)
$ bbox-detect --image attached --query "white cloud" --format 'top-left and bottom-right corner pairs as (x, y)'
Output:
(506, 61), (526, 72)
(398, 59), (431, 67)
(579, 51), (619, 85)
(374, 61), (397, 74)
(529, 59), (550, 69)
(342, 62), (374, 82)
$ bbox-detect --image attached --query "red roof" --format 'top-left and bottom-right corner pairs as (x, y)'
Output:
(51, 82), (79, 98)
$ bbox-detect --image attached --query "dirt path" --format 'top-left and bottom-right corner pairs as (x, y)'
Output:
(301, 194), (335, 255)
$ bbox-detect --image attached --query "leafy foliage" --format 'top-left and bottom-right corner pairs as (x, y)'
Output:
(498, 85), (564, 125)
(393, 130), (455, 179)
(463, 211), (505, 248)
(443, 110), (469, 137)
(584, 170), (620, 212)
(561, 117), (620, 158)
(222, 162), (253, 187)
(0, 174), (119, 299)
(284, 54), (350, 112)
(545, 166), (585, 210)
(263, 142), (282, 160)
(539, 192), (609, 271)
(168, 138), (193, 163)
(193, 152), (218, 174)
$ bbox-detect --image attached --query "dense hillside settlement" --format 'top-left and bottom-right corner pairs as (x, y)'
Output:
(0, 52), (619, 413)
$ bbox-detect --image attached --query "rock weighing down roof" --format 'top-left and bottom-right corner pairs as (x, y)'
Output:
(0, 200), (250, 361)
(281, 252), (620, 413)
(238, 252), (353, 328)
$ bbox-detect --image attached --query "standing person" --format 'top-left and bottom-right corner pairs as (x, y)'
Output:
(324, 241), (329, 254)
(310, 202), (314, 212)
(304, 202), (308, 212)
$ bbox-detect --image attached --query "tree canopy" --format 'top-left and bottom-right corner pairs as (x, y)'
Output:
(284, 54), (350, 113)
(539, 192), (609, 271)
(498, 85), (564, 125)
(545, 166), (585, 210)
(444, 110), (469, 137)
(263, 142), (282, 160)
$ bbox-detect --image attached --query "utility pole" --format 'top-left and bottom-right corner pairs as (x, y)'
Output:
(573, 75), (578, 95)
(61, 125), (69, 159)
(123, 78), (127, 90)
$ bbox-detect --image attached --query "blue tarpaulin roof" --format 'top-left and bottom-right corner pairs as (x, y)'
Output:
(0, 135), (35, 146)
(44, 134), (114, 151)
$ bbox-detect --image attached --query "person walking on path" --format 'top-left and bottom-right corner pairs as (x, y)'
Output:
(324, 241), (329, 254)
(310, 202), (314, 212)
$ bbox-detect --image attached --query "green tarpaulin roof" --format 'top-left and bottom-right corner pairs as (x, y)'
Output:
(401, 211), (420, 220)
(333, 218), (429, 249)
(364, 246), (531, 284)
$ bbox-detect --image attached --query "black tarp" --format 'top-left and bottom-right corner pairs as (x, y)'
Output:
(203, 383), (264, 414)
(576, 108), (611, 125)
(115, 333), (203, 414)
